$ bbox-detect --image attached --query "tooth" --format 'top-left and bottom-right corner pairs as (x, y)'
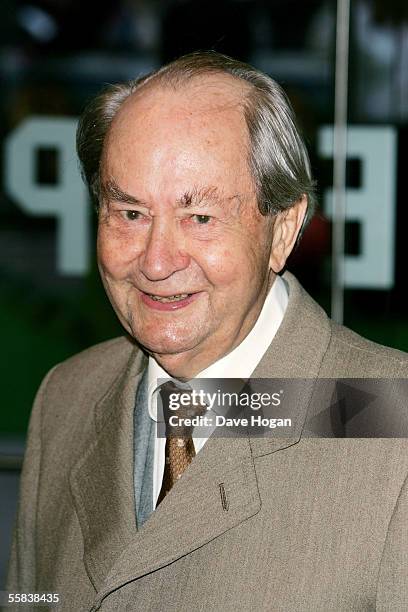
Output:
(149, 293), (189, 303)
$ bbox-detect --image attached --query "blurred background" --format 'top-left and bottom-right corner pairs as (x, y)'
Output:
(1, 0), (407, 587)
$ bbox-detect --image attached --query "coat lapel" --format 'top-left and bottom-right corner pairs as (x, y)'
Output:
(249, 271), (332, 458)
(69, 346), (147, 590)
(90, 433), (261, 610)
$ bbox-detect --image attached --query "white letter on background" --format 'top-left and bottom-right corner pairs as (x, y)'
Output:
(5, 117), (89, 276)
(318, 126), (396, 289)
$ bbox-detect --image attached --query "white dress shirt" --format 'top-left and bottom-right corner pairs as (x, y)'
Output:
(147, 275), (289, 507)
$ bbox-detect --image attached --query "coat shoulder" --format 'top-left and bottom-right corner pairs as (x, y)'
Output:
(322, 321), (408, 377)
(53, 335), (137, 382)
(34, 336), (142, 433)
(44, 336), (138, 394)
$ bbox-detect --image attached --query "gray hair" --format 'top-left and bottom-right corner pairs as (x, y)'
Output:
(77, 51), (316, 232)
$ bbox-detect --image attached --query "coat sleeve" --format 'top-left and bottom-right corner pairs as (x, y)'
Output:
(6, 366), (58, 594)
(375, 469), (408, 611)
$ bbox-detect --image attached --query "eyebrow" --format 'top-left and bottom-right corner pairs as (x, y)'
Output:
(176, 186), (225, 209)
(101, 179), (147, 206)
(101, 179), (230, 209)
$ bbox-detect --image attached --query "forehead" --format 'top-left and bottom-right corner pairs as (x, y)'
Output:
(103, 74), (250, 160)
(101, 74), (255, 201)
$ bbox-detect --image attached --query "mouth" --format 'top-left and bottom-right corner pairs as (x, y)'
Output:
(147, 293), (190, 303)
(140, 291), (200, 311)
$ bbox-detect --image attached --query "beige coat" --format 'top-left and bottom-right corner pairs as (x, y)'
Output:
(7, 272), (408, 611)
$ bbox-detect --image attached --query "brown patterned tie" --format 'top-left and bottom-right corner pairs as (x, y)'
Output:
(156, 381), (206, 506)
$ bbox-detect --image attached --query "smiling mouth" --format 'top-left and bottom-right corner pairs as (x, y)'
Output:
(146, 293), (191, 303)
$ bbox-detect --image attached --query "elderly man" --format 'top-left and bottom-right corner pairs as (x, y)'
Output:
(7, 52), (408, 611)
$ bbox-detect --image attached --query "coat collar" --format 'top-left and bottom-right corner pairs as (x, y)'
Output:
(249, 271), (332, 457)
(69, 272), (332, 607)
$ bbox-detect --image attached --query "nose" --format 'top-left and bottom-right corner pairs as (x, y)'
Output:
(139, 217), (191, 281)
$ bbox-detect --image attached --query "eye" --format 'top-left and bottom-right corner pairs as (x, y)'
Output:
(192, 214), (211, 224)
(124, 210), (142, 221)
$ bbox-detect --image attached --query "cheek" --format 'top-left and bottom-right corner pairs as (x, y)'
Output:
(200, 247), (235, 280)
(97, 232), (118, 277)
(199, 245), (255, 290)
(97, 225), (139, 278)
(214, 237), (271, 293)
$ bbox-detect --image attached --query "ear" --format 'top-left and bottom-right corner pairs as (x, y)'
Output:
(269, 195), (308, 273)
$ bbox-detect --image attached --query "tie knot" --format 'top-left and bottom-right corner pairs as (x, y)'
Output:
(158, 380), (207, 437)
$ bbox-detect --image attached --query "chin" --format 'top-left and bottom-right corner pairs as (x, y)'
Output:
(132, 327), (204, 358)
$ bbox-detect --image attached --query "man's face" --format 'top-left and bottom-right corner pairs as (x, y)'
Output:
(98, 76), (276, 377)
